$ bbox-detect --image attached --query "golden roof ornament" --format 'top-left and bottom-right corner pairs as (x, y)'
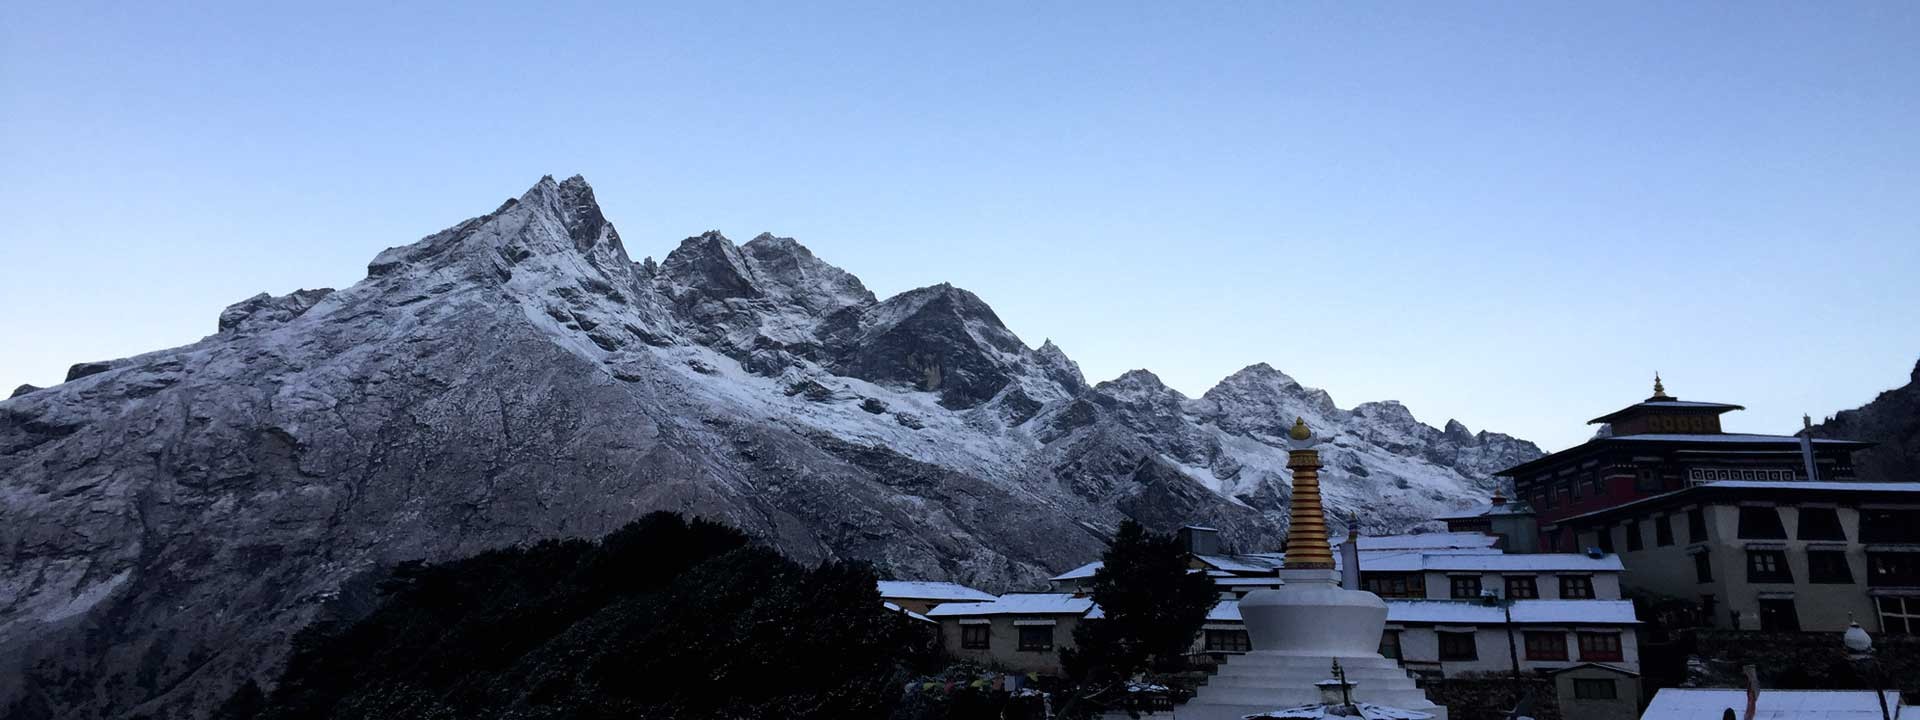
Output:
(1651, 372), (1671, 400)
(1282, 418), (1336, 570)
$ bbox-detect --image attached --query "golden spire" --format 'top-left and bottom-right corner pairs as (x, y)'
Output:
(1651, 372), (1671, 400)
(1283, 417), (1336, 570)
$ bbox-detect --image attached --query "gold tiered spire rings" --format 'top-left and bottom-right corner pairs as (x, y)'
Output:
(1282, 417), (1336, 570)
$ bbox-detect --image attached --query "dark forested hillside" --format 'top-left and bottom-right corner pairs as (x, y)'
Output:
(225, 512), (935, 720)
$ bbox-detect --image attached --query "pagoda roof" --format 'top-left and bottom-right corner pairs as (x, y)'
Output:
(1588, 399), (1745, 425)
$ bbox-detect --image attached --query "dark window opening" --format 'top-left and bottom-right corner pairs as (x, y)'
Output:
(1506, 575), (1539, 600)
(1797, 507), (1846, 541)
(1363, 573), (1426, 598)
(1560, 575), (1595, 599)
(1861, 510), (1920, 544)
(1574, 679), (1619, 700)
(1656, 515), (1675, 546)
(1688, 507), (1708, 543)
(1523, 631), (1567, 660)
(1379, 630), (1402, 659)
(1577, 632), (1623, 661)
(961, 624), (989, 650)
(1878, 597), (1919, 635)
(1808, 551), (1853, 584)
(1759, 598), (1801, 632)
(1868, 553), (1920, 588)
(1017, 625), (1053, 651)
(1625, 521), (1643, 551)
(1694, 551), (1714, 583)
(1738, 507), (1788, 539)
(1450, 575), (1483, 599)
(1438, 631), (1478, 661)
(1701, 594), (1717, 622)
(1204, 629), (1250, 653)
(1635, 469), (1661, 492)
(1747, 550), (1792, 583)
(1596, 526), (1615, 554)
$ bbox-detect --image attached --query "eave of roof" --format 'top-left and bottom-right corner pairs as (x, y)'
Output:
(1587, 400), (1745, 425)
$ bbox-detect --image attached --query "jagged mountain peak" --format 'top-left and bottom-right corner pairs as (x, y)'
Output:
(1096, 369), (1184, 403)
(0, 175), (1550, 720)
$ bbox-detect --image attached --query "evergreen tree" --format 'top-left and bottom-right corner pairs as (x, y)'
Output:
(1060, 521), (1218, 716)
(233, 512), (938, 720)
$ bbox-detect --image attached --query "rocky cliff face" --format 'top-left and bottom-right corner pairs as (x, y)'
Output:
(1813, 358), (1920, 482)
(0, 175), (1541, 719)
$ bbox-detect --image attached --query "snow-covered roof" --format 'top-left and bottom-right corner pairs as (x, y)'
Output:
(924, 593), (1095, 618)
(1384, 599), (1640, 625)
(881, 601), (935, 623)
(876, 580), (999, 602)
(1434, 500), (1536, 521)
(1643, 689), (1905, 720)
(1332, 532), (1504, 551)
(1207, 598), (1242, 622)
(1050, 561), (1103, 582)
(1248, 702), (1436, 720)
(1194, 554), (1285, 574)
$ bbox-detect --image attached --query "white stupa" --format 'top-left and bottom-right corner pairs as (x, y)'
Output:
(1169, 419), (1448, 720)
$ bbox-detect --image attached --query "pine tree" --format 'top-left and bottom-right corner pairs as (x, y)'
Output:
(1060, 521), (1219, 716)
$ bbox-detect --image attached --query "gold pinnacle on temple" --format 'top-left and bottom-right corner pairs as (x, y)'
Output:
(1282, 417), (1336, 570)
(1651, 372), (1670, 400)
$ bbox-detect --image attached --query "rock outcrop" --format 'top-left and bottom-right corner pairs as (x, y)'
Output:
(1813, 357), (1920, 483)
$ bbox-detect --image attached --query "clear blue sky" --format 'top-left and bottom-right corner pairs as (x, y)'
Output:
(4, 2), (1916, 450)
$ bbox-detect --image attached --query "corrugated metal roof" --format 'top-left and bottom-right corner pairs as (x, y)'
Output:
(925, 593), (1095, 617)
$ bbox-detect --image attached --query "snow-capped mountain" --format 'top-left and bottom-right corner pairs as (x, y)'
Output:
(0, 176), (1540, 719)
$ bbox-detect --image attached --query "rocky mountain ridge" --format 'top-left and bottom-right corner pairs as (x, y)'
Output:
(1812, 358), (1920, 483)
(0, 175), (1539, 719)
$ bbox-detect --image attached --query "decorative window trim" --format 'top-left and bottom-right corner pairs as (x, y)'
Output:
(1011, 619), (1057, 627)
(957, 618), (990, 625)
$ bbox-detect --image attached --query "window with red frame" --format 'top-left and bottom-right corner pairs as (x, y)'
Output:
(1577, 632), (1623, 661)
(1523, 631), (1568, 661)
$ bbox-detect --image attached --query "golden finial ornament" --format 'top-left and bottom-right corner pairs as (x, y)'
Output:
(1289, 416), (1312, 441)
(1651, 372), (1671, 400)
(1282, 418), (1336, 570)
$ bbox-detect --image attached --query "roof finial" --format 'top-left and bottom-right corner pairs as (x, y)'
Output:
(1289, 417), (1312, 441)
(1651, 372), (1671, 400)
